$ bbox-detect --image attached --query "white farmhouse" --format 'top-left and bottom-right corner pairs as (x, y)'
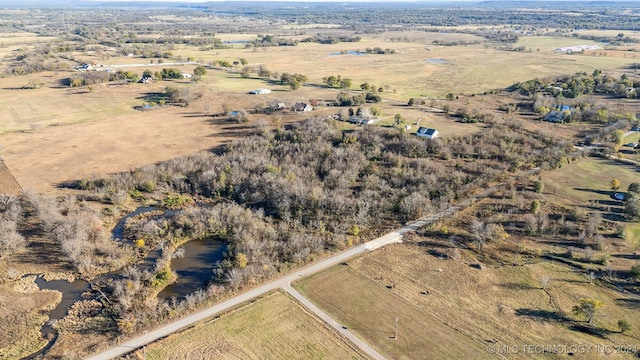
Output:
(416, 127), (439, 139)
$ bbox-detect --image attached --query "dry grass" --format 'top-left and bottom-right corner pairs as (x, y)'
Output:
(298, 241), (640, 360)
(296, 264), (492, 360)
(0, 159), (22, 195)
(542, 157), (640, 207)
(137, 291), (365, 360)
(1, 29), (637, 194)
(0, 71), (317, 193)
(98, 31), (640, 100)
(0, 276), (61, 360)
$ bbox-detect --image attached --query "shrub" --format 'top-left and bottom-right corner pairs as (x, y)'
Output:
(618, 319), (632, 333)
(631, 263), (640, 278)
(534, 180), (544, 193)
(138, 181), (156, 193)
(530, 200), (540, 214)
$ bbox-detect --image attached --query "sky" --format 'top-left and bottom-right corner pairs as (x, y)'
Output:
(85, 0), (472, 2)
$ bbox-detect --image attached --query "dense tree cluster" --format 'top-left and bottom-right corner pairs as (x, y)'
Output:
(0, 195), (26, 258)
(280, 73), (307, 90)
(249, 34), (298, 47)
(81, 119), (573, 291)
(1, 192), (131, 276)
(337, 91), (366, 106)
(323, 75), (352, 89)
(513, 71), (640, 99)
(300, 34), (361, 44)
(4, 43), (74, 76)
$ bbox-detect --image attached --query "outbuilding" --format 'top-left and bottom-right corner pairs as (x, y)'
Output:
(416, 127), (439, 139)
(249, 89), (271, 95)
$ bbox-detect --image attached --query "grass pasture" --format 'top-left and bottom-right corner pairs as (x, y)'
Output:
(86, 30), (640, 100)
(138, 291), (365, 360)
(0, 32), (59, 63)
(542, 157), (640, 208)
(298, 242), (640, 360)
(0, 29), (637, 195)
(296, 264), (492, 360)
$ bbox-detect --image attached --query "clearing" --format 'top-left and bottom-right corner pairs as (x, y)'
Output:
(136, 291), (366, 360)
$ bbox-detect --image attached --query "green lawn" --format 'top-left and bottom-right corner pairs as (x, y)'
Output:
(543, 157), (640, 205)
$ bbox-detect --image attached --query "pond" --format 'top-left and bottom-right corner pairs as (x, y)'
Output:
(328, 50), (366, 56)
(112, 206), (159, 240)
(158, 238), (226, 300)
(27, 206), (226, 358)
(222, 40), (249, 44)
(425, 58), (447, 64)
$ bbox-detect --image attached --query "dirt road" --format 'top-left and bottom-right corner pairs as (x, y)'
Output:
(87, 182), (503, 360)
(282, 283), (386, 360)
(86, 233), (403, 360)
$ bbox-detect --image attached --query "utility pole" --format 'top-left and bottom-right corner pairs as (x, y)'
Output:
(393, 316), (398, 339)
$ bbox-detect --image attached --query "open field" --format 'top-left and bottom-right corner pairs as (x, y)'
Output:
(136, 291), (365, 360)
(542, 157), (640, 207)
(298, 242), (640, 360)
(296, 264), (492, 360)
(0, 160), (22, 195)
(1, 27), (637, 194)
(0, 32), (59, 59)
(574, 29), (640, 42)
(69, 31), (640, 100)
(0, 67), (483, 194)
(163, 40), (639, 99)
(0, 70), (331, 193)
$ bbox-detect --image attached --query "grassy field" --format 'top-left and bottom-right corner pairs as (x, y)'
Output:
(0, 160), (22, 195)
(138, 291), (365, 360)
(296, 264), (492, 360)
(541, 157), (640, 207)
(298, 242), (640, 360)
(1, 29), (637, 193)
(0, 32), (59, 60)
(73, 31), (640, 100)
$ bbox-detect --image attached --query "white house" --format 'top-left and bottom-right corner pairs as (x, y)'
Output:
(294, 102), (313, 112)
(249, 89), (271, 95)
(416, 127), (439, 139)
(554, 45), (600, 53)
(348, 117), (375, 125)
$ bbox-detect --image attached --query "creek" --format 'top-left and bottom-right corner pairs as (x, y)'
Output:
(24, 206), (225, 359)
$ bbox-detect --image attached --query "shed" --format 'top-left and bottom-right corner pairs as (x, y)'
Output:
(249, 89), (271, 95)
(416, 127), (439, 139)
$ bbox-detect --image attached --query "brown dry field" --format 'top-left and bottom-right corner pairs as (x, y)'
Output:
(0, 159), (22, 195)
(0, 71), (337, 194)
(296, 264), (492, 360)
(0, 68), (485, 195)
(298, 240), (640, 360)
(2, 30), (638, 195)
(135, 291), (366, 360)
